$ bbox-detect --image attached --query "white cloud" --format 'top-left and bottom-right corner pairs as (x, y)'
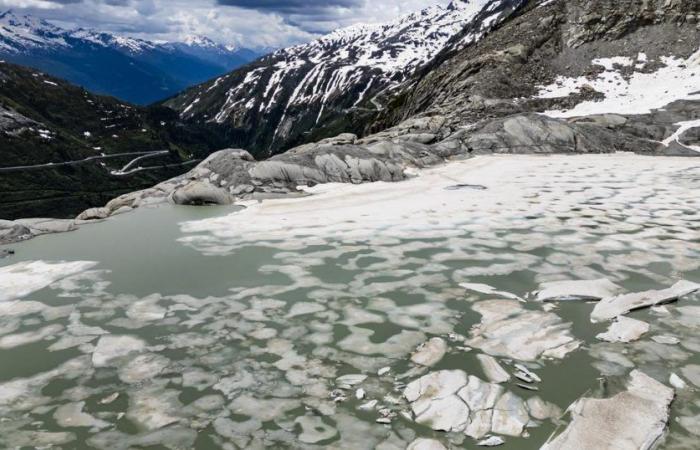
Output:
(0, 0), (452, 49)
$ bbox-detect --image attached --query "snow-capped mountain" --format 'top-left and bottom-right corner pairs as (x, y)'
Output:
(0, 11), (259, 104)
(166, 0), (527, 156)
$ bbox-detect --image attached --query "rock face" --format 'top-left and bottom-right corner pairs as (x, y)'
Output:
(541, 370), (674, 450)
(0, 218), (78, 244)
(376, 0), (700, 138)
(170, 181), (233, 206)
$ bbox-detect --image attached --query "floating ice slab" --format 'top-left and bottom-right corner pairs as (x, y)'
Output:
(591, 280), (700, 322)
(53, 401), (109, 429)
(468, 300), (580, 361)
(407, 438), (447, 450)
(0, 261), (97, 302)
(91, 335), (147, 368)
(535, 279), (622, 302)
(541, 370), (674, 450)
(404, 370), (533, 439)
(411, 337), (448, 367)
(460, 283), (522, 301)
(295, 415), (337, 444)
(596, 317), (650, 343)
(476, 354), (510, 383)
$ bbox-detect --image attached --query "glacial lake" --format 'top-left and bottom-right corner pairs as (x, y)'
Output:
(1, 155), (699, 449)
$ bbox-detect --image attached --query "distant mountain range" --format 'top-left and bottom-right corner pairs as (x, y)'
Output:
(0, 11), (260, 104)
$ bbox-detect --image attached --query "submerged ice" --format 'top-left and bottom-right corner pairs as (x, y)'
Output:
(0, 155), (699, 449)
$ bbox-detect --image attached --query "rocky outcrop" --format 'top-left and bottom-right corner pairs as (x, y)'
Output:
(0, 218), (77, 244)
(375, 0), (700, 140)
(170, 182), (233, 206)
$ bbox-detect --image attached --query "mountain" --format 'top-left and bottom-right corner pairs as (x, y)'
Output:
(371, 0), (700, 152)
(0, 62), (228, 219)
(0, 11), (260, 104)
(165, 0), (527, 157)
(107, 0), (700, 219)
(4, 0), (700, 223)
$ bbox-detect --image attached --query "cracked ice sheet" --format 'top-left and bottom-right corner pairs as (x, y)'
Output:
(467, 300), (580, 362)
(537, 49), (700, 117)
(0, 261), (98, 302)
(178, 155), (700, 285)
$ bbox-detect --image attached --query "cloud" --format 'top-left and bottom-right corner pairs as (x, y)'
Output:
(216, 0), (362, 13)
(0, 0), (450, 48)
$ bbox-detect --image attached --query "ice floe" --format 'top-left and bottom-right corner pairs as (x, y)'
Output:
(411, 337), (448, 367)
(596, 316), (650, 343)
(0, 260), (97, 302)
(404, 370), (549, 441)
(460, 282), (522, 301)
(407, 438), (447, 450)
(541, 370), (674, 450)
(591, 280), (700, 322)
(535, 278), (622, 302)
(91, 335), (147, 367)
(476, 354), (510, 383)
(467, 300), (580, 361)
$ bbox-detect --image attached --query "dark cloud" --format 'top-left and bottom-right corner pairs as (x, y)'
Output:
(216, 0), (362, 14)
(0, 0), (444, 48)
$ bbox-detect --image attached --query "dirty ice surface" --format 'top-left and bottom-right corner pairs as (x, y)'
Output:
(1, 154), (699, 449)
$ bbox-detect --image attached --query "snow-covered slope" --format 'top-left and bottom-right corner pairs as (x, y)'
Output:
(0, 11), (259, 104)
(166, 0), (526, 156)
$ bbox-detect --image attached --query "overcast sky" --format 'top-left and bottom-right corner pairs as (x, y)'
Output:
(0, 0), (451, 49)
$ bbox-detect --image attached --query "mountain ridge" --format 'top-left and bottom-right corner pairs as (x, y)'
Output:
(164, 0), (526, 157)
(0, 11), (260, 104)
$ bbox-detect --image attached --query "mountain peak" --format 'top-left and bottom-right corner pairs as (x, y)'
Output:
(182, 35), (218, 48)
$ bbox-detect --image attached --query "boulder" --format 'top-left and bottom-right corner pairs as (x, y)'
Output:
(170, 181), (233, 206)
(76, 207), (110, 221)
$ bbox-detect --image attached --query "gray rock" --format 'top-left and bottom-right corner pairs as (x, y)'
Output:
(76, 207), (110, 221)
(18, 219), (77, 234)
(541, 370), (674, 450)
(0, 222), (32, 245)
(170, 181), (233, 206)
